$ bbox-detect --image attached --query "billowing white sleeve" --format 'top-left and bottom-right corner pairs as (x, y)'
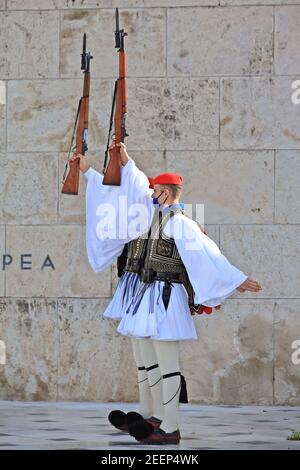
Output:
(84, 160), (154, 272)
(164, 214), (247, 307)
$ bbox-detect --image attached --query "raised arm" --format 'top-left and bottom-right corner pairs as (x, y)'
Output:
(74, 144), (154, 216)
(73, 145), (154, 272)
(115, 142), (154, 214)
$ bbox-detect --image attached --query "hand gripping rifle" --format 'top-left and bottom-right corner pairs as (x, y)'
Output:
(61, 34), (93, 195)
(102, 8), (128, 186)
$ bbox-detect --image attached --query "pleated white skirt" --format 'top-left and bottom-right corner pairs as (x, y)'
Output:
(117, 280), (198, 341)
(103, 271), (141, 320)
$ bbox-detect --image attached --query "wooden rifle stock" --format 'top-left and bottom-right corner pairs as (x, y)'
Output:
(61, 34), (92, 195)
(103, 9), (128, 186)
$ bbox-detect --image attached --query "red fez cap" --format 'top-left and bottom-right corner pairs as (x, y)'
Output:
(148, 177), (154, 189)
(153, 172), (183, 186)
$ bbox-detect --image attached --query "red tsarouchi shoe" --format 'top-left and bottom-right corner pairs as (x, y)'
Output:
(141, 428), (181, 445)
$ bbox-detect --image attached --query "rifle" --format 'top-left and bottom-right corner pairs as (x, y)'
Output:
(61, 34), (93, 195)
(102, 8), (128, 186)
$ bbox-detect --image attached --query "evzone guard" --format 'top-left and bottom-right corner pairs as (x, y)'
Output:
(71, 142), (262, 445)
(65, 9), (262, 446)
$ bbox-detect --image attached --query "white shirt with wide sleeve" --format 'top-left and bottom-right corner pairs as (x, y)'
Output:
(84, 160), (154, 272)
(163, 213), (247, 307)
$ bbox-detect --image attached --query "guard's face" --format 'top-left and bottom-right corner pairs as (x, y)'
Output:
(152, 185), (168, 203)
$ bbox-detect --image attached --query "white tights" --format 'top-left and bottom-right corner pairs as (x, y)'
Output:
(131, 338), (181, 433)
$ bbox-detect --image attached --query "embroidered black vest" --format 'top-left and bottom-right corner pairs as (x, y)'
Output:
(121, 207), (195, 305)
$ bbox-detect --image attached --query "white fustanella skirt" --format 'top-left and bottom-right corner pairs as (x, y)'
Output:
(117, 280), (198, 341)
(103, 271), (141, 320)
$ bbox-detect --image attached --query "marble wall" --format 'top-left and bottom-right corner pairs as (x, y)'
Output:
(0, 0), (299, 404)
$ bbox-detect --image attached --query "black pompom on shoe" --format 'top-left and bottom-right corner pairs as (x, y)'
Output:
(126, 411), (144, 427)
(108, 410), (128, 431)
(108, 410), (145, 432)
(129, 419), (154, 441)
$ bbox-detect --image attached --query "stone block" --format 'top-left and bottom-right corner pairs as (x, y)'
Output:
(166, 150), (274, 224)
(129, 150), (166, 178)
(181, 299), (274, 404)
(274, 300), (300, 405)
(61, 8), (165, 78)
(275, 150), (300, 224)
(126, 78), (219, 150)
(0, 81), (5, 148)
(0, 152), (57, 224)
(7, 79), (111, 152)
(7, 0), (218, 8)
(221, 77), (300, 149)
(168, 6), (273, 76)
(57, 298), (138, 401)
(5, 225), (111, 297)
(275, 6), (300, 75)
(0, 11), (59, 79)
(8, 0), (61, 7)
(220, 225), (300, 299)
(203, 225), (219, 246)
(221, 0), (299, 5)
(0, 298), (58, 400)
